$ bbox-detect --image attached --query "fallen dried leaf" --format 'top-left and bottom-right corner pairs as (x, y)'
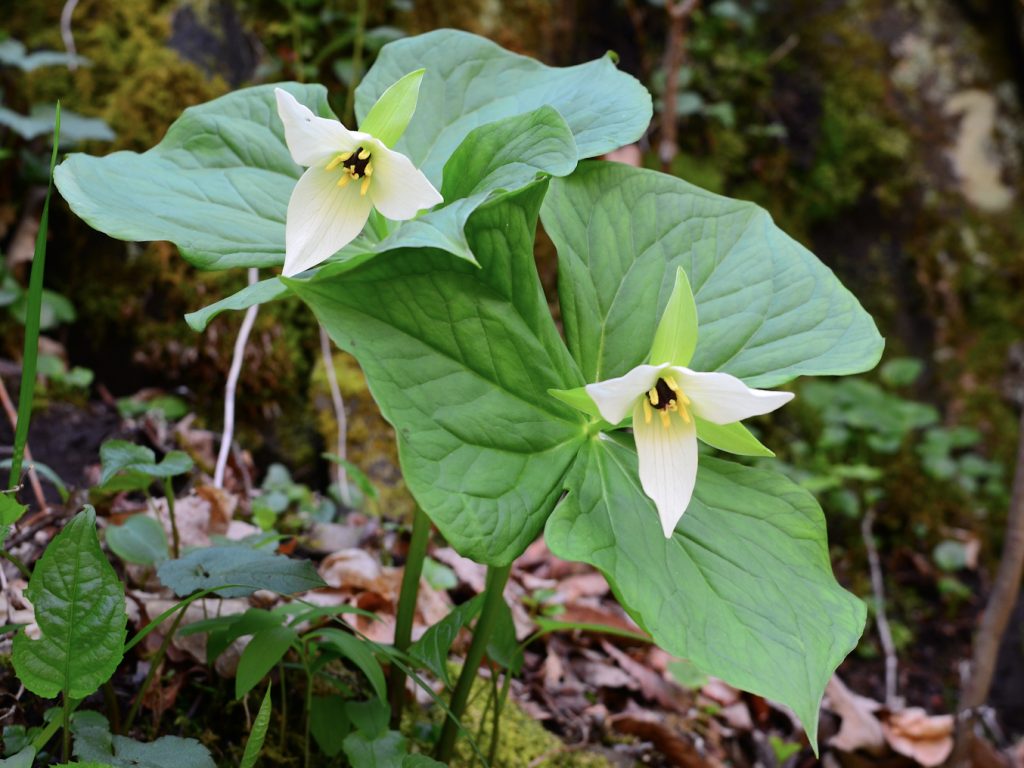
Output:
(881, 707), (954, 767)
(825, 675), (885, 755)
(609, 708), (711, 767)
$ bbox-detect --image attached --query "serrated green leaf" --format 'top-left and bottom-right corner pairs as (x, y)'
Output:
(409, 595), (483, 687)
(156, 546), (325, 598)
(542, 162), (884, 386)
(105, 515), (169, 565)
(356, 30), (652, 185)
(0, 493), (27, 526)
(54, 83), (333, 271)
(239, 684), (273, 768)
(545, 442), (864, 750)
(342, 730), (406, 768)
(288, 184), (587, 565)
(359, 69), (425, 148)
(236, 625), (297, 699)
(650, 267), (698, 366)
(13, 508), (127, 699)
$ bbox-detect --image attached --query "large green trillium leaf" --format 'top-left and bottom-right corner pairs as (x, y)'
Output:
(356, 29), (652, 185)
(288, 183), (586, 565)
(55, 83), (332, 271)
(546, 440), (864, 748)
(541, 161), (884, 387)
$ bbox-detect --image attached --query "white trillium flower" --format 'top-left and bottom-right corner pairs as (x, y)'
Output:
(275, 87), (443, 277)
(585, 362), (793, 537)
(551, 267), (794, 538)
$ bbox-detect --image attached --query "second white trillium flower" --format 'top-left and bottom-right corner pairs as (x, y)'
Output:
(553, 268), (793, 538)
(275, 79), (442, 277)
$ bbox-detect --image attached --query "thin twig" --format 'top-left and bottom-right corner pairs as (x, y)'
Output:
(0, 376), (47, 511)
(861, 507), (900, 709)
(659, 0), (700, 170)
(59, 0), (80, 71)
(319, 325), (351, 506)
(953, 401), (1024, 762)
(214, 268), (259, 489)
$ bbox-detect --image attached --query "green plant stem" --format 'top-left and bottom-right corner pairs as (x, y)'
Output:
(62, 692), (71, 761)
(435, 564), (511, 763)
(163, 477), (180, 559)
(103, 679), (121, 735)
(0, 549), (31, 579)
(488, 667), (512, 768)
(278, 660), (288, 751)
(342, 0), (368, 125)
(388, 506), (430, 728)
(123, 607), (186, 733)
(304, 663), (313, 768)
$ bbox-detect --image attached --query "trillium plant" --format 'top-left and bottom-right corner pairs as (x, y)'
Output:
(52, 28), (883, 761)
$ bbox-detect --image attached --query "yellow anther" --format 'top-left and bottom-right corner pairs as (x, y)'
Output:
(677, 392), (691, 406)
(339, 151), (354, 161)
(337, 174), (350, 188)
(648, 387), (660, 407)
(664, 376), (680, 392)
(659, 410), (671, 429)
(679, 405), (691, 424)
(643, 400), (652, 424)
(325, 155), (345, 171)
(360, 176), (371, 196)
(364, 163), (373, 177)
(666, 401), (678, 412)
(358, 148), (371, 160)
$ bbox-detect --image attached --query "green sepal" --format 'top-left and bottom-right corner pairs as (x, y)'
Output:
(649, 266), (698, 366)
(359, 69), (425, 148)
(696, 418), (775, 457)
(548, 386), (601, 421)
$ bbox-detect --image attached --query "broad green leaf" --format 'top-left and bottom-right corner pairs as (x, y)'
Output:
(54, 83), (333, 271)
(487, 598), (524, 674)
(105, 515), (169, 565)
(545, 442), (865, 748)
(356, 29), (652, 185)
(13, 508), (127, 699)
(72, 710), (215, 768)
(184, 277), (288, 332)
(179, 608), (282, 664)
(0, 493), (26, 526)
(157, 545), (325, 598)
(287, 183), (586, 565)
(408, 595), (483, 686)
(374, 106), (578, 264)
(542, 162), (884, 387)
(310, 628), (387, 701)
(359, 69), (425, 148)
(310, 695), (350, 757)
(342, 730), (406, 768)
(0, 747), (35, 768)
(98, 440), (193, 486)
(548, 386), (602, 421)
(695, 418), (774, 457)
(235, 625), (297, 698)
(345, 699), (389, 737)
(239, 684), (273, 768)
(650, 267), (698, 366)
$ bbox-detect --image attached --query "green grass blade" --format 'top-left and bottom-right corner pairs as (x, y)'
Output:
(7, 103), (61, 498)
(240, 683), (273, 768)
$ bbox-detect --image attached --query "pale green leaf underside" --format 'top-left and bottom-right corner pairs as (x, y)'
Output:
(288, 184), (585, 565)
(157, 546), (325, 598)
(12, 508), (127, 699)
(542, 162), (884, 387)
(546, 442), (864, 749)
(55, 83), (332, 271)
(355, 29), (652, 185)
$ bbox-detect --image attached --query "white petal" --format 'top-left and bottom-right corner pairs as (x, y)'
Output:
(633, 400), (699, 538)
(275, 88), (358, 167)
(585, 364), (667, 424)
(672, 366), (794, 425)
(283, 165), (373, 276)
(367, 144), (443, 220)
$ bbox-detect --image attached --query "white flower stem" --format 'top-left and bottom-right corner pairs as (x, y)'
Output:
(319, 324), (352, 506)
(214, 268), (259, 489)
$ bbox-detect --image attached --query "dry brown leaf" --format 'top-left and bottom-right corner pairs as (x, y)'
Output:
(604, 144), (643, 167)
(142, 597), (248, 675)
(601, 640), (686, 712)
(557, 572), (610, 602)
(577, 660), (638, 691)
(303, 521), (364, 554)
(147, 493), (226, 550)
(700, 678), (741, 707)
(825, 675), (885, 755)
(194, 485), (237, 534)
(319, 548), (386, 591)
(609, 709), (711, 767)
(718, 702), (753, 732)
(432, 547), (486, 592)
(881, 708), (954, 767)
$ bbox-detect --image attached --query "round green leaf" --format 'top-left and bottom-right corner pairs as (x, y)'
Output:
(106, 515), (169, 565)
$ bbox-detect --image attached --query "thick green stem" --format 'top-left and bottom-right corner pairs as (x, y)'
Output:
(304, 662), (313, 768)
(62, 692), (71, 761)
(163, 477), (180, 559)
(434, 564), (512, 763)
(388, 507), (431, 728)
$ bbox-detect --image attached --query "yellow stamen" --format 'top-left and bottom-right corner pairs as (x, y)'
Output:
(659, 410), (671, 429)
(364, 163), (373, 177)
(679, 405), (691, 424)
(643, 399), (652, 424)
(339, 150), (354, 161)
(358, 148), (371, 160)
(337, 174), (351, 188)
(648, 387), (660, 407)
(325, 155), (345, 171)
(664, 376), (680, 392)
(360, 176), (371, 196)
(677, 392), (691, 406)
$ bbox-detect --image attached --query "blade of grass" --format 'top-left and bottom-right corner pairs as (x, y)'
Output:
(4, 102), (61, 541)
